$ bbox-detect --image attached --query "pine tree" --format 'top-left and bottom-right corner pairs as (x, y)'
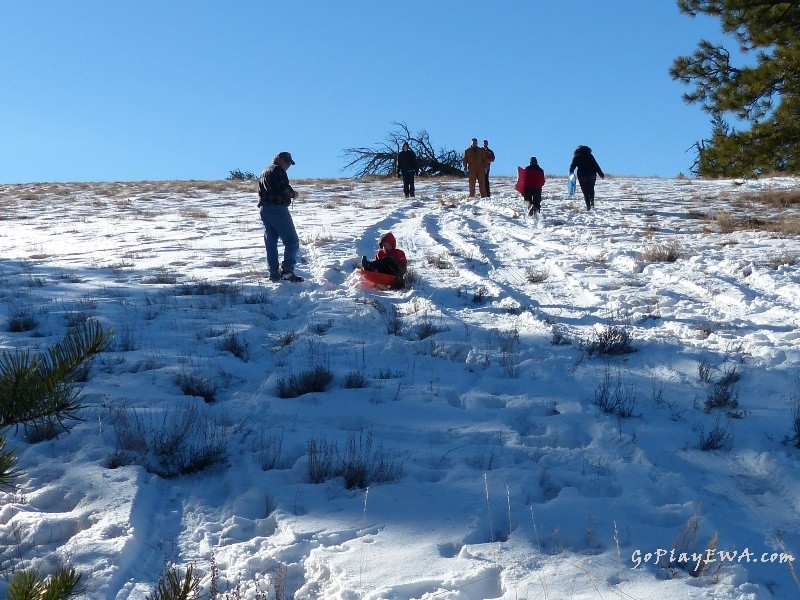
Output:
(671, 1), (800, 176)
(7, 567), (83, 600)
(0, 434), (19, 489)
(0, 320), (112, 431)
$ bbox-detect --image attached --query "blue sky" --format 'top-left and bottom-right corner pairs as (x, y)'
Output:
(1, 2), (730, 183)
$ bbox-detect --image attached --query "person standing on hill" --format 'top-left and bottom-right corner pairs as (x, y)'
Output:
(569, 145), (604, 211)
(524, 157), (546, 217)
(257, 151), (303, 283)
(462, 138), (488, 198)
(396, 142), (419, 198)
(482, 139), (495, 197)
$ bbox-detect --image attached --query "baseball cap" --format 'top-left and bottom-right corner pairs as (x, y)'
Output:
(278, 151), (295, 165)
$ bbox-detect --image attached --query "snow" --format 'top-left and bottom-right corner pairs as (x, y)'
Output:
(1, 174), (799, 599)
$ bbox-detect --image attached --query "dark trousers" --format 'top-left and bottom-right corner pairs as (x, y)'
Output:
(578, 174), (597, 209)
(484, 168), (491, 197)
(401, 171), (415, 197)
(371, 255), (404, 276)
(524, 188), (542, 213)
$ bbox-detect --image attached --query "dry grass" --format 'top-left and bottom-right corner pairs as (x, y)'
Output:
(427, 253), (453, 270)
(710, 186), (800, 236)
(642, 240), (682, 263)
(740, 188), (800, 208)
(437, 196), (460, 209)
(715, 212), (736, 233)
(525, 266), (550, 283)
(322, 196), (353, 209)
(767, 252), (798, 269)
(180, 208), (210, 220)
(715, 210), (800, 236)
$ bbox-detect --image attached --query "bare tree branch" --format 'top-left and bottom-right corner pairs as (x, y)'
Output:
(342, 122), (465, 177)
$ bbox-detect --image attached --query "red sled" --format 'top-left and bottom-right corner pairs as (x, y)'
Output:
(358, 268), (401, 288)
(515, 167), (526, 195)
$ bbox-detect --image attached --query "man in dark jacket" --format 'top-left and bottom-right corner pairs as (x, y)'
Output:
(258, 151), (303, 282)
(569, 145), (604, 210)
(482, 139), (495, 197)
(396, 142), (419, 198)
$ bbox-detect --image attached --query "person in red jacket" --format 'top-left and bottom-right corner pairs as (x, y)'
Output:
(524, 157), (546, 216)
(361, 232), (407, 283)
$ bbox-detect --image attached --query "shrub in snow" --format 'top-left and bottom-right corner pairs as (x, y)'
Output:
(525, 266), (550, 283)
(703, 366), (740, 412)
(582, 322), (634, 356)
(642, 240), (682, 263)
(592, 368), (637, 419)
(343, 370), (368, 389)
(109, 403), (228, 478)
(697, 417), (732, 451)
(307, 432), (402, 489)
(216, 332), (250, 361)
(174, 371), (218, 403)
(276, 366), (334, 398)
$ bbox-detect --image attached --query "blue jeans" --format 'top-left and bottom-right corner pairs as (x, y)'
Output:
(259, 205), (299, 278)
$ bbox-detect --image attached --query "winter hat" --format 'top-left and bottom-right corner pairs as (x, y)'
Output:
(378, 232), (396, 248)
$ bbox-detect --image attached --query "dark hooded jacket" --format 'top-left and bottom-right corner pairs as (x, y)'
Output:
(396, 149), (419, 175)
(569, 146), (604, 179)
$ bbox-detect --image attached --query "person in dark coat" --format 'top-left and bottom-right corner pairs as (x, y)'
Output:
(482, 139), (495, 197)
(569, 145), (604, 210)
(524, 157), (546, 216)
(257, 151), (303, 282)
(396, 142), (419, 198)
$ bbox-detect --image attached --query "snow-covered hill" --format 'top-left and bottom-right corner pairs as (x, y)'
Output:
(1, 175), (799, 599)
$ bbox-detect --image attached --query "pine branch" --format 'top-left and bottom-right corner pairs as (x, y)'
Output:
(0, 321), (113, 431)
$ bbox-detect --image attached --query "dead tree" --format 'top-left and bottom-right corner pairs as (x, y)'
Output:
(342, 122), (465, 177)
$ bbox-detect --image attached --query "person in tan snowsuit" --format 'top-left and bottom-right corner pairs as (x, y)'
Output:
(462, 138), (488, 198)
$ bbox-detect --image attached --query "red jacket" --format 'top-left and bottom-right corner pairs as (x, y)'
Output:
(375, 232), (407, 269)
(376, 247), (407, 269)
(525, 165), (545, 189)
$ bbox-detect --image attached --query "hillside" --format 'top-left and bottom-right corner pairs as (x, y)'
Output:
(1, 175), (799, 599)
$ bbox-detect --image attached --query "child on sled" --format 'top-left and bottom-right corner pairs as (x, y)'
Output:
(361, 232), (407, 287)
